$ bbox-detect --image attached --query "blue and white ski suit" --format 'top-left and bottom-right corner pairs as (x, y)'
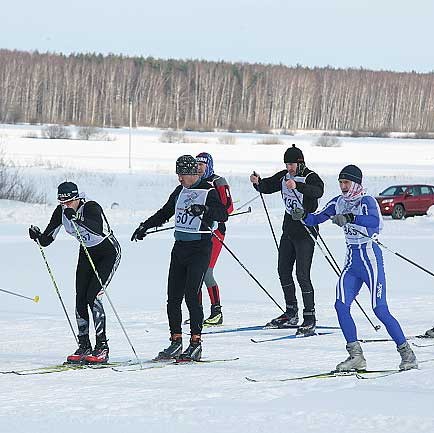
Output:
(304, 194), (406, 345)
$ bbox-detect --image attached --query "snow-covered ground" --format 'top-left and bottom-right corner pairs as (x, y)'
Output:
(1, 124), (434, 433)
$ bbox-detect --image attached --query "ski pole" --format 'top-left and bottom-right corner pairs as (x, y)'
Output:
(0, 288), (40, 303)
(146, 207), (253, 235)
(291, 196), (381, 331)
(70, 220), (142, 367)
(352, 228), (434, 278)
(253, 172), (279, 250)
(230, 206), (252, 217)
(199, 218), (284, 313)
(235, 194), (260, 211)
(36, 240), (78, 344)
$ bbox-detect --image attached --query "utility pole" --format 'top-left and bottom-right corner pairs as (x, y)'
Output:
(128, 100), (132, 170)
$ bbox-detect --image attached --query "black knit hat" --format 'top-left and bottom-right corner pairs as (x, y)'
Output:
(338, 165), (363, 185)
(57, 181), (79, 203)
(176, 155), (198, 175)
(284, 144), (304, 164)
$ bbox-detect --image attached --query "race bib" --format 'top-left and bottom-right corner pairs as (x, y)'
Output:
(175, 187), (210, 233)
(281, 175), (305, 214)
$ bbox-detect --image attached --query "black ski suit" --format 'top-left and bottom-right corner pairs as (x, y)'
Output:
(38, 200), (121, 338)
(253, 167), (324, 316)
(138, 179), (228, 336)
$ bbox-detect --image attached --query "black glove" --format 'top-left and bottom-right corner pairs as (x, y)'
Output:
(187, 204), (208, 217)
(63, 208), (77, 221)
(29, 225), (42, 241)
(131, 222), (150, 242)
(332, 213), (355, 227)
(290, 207), (306, 221)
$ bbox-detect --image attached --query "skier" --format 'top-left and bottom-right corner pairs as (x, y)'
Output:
(249, 144), (324, 335)
(131, 155), (228, 361)
(291, 164), (417, 371)
(29, 182), (121, 364)
(196, 152), (233, 326)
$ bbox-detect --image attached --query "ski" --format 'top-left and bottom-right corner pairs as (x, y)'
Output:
(359, 335), (421, 343)
(203, 324), (340, 335)
(246, 358), (434, 383)
(0, 360), (133, 376)
(412, 342), (434, 348)
(112, 357), (239, 372)
(355, 370), (404, 380)
(356, 358), (434, 380)
(245, 368), (394, 383)
(250, 331), (334, 344)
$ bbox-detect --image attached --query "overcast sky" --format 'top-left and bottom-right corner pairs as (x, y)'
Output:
(2, 0), (433, 73)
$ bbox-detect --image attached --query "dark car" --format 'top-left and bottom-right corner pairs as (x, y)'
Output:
(376, 184), (434, 219)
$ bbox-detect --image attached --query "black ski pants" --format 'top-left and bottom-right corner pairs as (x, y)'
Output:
(75, 236), (121, 338)
(277, 234), (315, 315)
(167, 239), (212, 336)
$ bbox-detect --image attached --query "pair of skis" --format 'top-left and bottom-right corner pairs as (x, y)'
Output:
(0, 357), (239, 375)
(112, 357), (239, 372)
(245, 358), (434, 383)
(245, 369), (397, 383)
(0, 360), (133, 376)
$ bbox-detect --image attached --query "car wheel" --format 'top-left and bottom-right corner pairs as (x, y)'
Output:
(392, 204), (405, 219)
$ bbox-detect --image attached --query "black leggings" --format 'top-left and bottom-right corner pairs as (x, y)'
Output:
(167, 239), (212, 336)
(277, 234), (315, 314)
(75, 236), (121, 337)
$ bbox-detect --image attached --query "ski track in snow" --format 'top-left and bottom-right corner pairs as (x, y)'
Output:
(1, 125), (434, 432)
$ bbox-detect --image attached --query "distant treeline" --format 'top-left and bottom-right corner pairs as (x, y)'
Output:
(1, 49), (434, 132)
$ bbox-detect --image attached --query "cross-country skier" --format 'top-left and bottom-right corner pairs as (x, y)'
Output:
(291, 165), (418, 371)
(131, 155), (228, 361)
(29, 182), (121, 364)
(249, 144), (324, 335)
(196, 152), (233, 326)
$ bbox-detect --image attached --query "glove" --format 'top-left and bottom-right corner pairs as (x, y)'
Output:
(290, 207), (306, 221)
(29, 225), (42, 241)
(187, 204), (208, 217)
(250, 171), (261, 186)
(63, 208), (77, 221)
(332, 213), (355, 227)
(131, 222), (150, 242)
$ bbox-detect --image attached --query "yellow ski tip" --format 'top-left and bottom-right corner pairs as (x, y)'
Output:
(33, 295), (40, 303)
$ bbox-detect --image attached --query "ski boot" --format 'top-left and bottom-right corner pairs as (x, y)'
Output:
(66, 334), (92, 364)
(203, 304), (223, 327)
(335, 341), (367, 372)
(424, 327), (434, 338)
(154, 334), (183, 361)
(265, 305), (298, 328)
(296, 311), (316, 336)
(397, 341), (418, 370)
(84, 334), (109, 364)
(177, 335), (202, 362)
